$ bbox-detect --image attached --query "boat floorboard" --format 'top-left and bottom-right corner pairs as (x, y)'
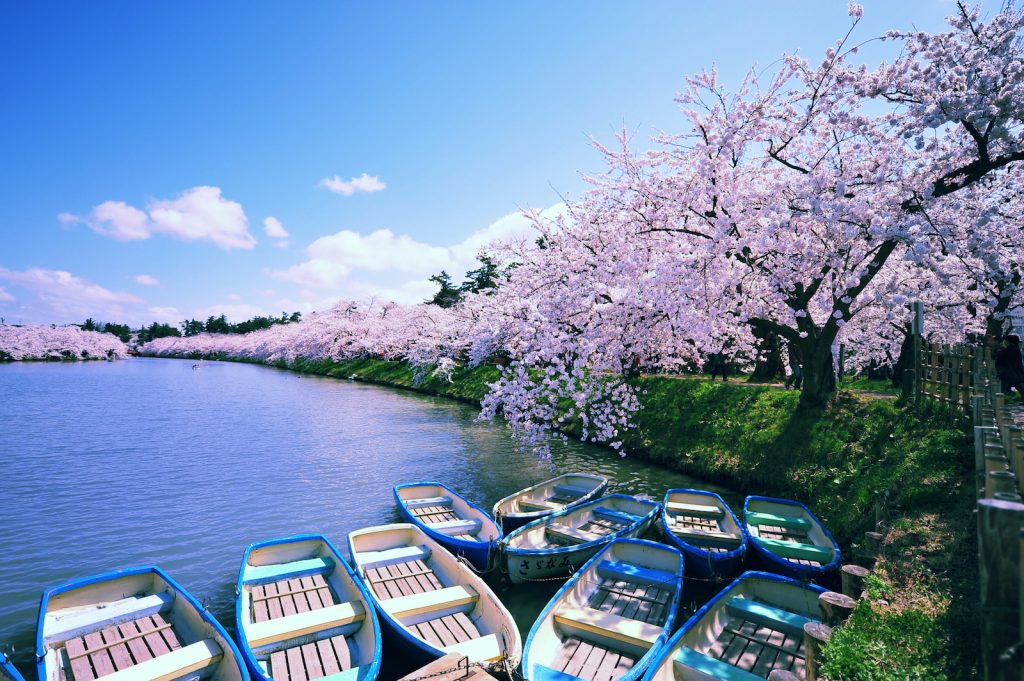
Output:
(755, 525), (823, 567)
(63, 613), (182, 681)
(668, 513), (736, 554)
(587, 577), (671, 625)
(252, 574), (338, 623)
(269, 635), (355, 681)
(544, 516), (627, 549)
(550, 636), (636, 681)
(707, 616), (806, 678)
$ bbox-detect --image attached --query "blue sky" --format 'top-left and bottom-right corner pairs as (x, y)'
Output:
(0, 1), (953, 326)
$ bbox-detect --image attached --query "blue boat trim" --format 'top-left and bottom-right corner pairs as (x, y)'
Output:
(659, 488), (747, 581)
(743, 495), (841, 580)
(641, 570), (827, 681)
(0, 651), (25, 681)
(522, 538), (684, 681)
(394, 481), (502, 571)
(36, 565), (251, 681)
(235, 533), (382, 681)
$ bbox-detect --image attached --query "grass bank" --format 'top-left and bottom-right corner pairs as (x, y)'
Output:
(162, 353), (979, 678)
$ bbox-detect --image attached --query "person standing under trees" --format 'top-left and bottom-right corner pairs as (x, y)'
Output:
(995, 335), (1024, 399)
(784, 341), (803, 390)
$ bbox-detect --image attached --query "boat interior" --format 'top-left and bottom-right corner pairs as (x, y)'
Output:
(531, 543), (680, 681)
(350, 526), (515, 666)
(505, 476), (602, 515)
(510, 498), (651, 551)
(239, 538), (375, 681)
(40, 571), (243, 681)
(664, 494), (743, 554)
(745, 500), (835, 568)
(398, 485), (498, 543)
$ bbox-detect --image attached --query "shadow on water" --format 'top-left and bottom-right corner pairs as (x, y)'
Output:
(0, 358), (736, 677)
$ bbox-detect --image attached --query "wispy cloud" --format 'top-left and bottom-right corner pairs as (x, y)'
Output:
(0, 286), (14, 302)
(134, 274), (160, 286)
(0, 267), (144, 323)
(61, 186), (256, 250)
(318, 173), (386, 196)
(263, 216), (289, 248)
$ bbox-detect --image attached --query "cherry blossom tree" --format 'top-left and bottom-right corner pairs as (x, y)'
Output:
(0, 324), (129, 361)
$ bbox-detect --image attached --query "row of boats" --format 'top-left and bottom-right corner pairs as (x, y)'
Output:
(0, 473), (843, 681)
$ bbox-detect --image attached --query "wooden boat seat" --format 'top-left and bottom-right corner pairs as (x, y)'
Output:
(444, 633), (503, 663)
(666, 501), (724, 517)
(251, 574), (337, 623)
(673, 647), (763, 681)
(724, 598), (817, 638)
(553, 604), (662, 652)
(592, 507), (641, 525)
(746, 511), (811, 531)
(381, 585), (478, 619)
(244, 557), (334, 585)
(756, 538), (833, 565)
(46, 594), (174, 645)
(356, 545), (431, 570)
(247, 601), (366, 647)
(671, 526), (741, 543)
(597, 561), (678, 590)
(545, 524), (602, 545)
(405, 496), (453, 509)
(552, 485), (588, 499)
(429, 518), (482, 536)
(519, 497), (562, 512)
(64, 613), (186, 681)
(545, 637), (635, 681)
(268, 635), (367, 681)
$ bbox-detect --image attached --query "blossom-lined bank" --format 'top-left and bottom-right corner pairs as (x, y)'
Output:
(0, 325), (129, 361)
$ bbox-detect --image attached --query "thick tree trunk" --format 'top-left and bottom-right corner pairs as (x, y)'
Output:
(891, 324), (913, 388)
(798, 344), (836, 407)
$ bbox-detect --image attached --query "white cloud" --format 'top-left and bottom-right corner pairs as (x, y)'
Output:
(134, 274), (160, 286)
(0, 286), (13, 302)
(318, 173), (386, 196)
(0, 267), (144, 323)
(62, 186), (256, 250)
(263, 216), (289, 239)
(268, 204), (563, 304)
(146, 306), (180, 323)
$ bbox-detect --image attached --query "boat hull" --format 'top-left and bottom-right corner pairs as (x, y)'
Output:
(744, 495), (841, 581)
(394, 481), (502, 572)
(642, 571), (826, 681)
(660, 489), (746, 581)
(503, 494), (661, 584)
(235, 534), (382, 681)
(493, 473), (609, 534)
(36, 566), (249, 681)
(523, 538), (684, 681)
(0, 652), (24, 681)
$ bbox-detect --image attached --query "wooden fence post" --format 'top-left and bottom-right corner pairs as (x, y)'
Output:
(841, 564), (870, 598)
(803, 621), (833, 681)
(978, 498), (1024, 680)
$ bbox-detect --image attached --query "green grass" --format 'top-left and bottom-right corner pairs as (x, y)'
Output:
(146, 353), (979, 678)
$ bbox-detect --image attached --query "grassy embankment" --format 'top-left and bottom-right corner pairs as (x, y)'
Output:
(185, 354), (978, 678)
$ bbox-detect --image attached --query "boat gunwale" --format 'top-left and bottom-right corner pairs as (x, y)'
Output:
(742, 495), (842, 576)
(234, 532), (383, 681)
(0, 650), (25, 681)
(35, 565), (250, 681)
(502, 494), (661, 557)
(522, 537), (685, 681)
(492, 473), (610, 523)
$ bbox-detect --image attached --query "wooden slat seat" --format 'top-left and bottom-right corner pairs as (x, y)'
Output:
(46, 594), (174, 645)
(553, 604), (662, 652)
(429, 518), (482, 536)
(364, 557), (444, 601)
(251, 574), (337, 624)
(247, 602), (366, 648)
(443, 634), (502, 663)
(244, 557), (334, 585)
(724, 599), (817, 638)
(756, 538), (833, 565)
(381, 585), (478, 619)
(65, 614), (184, 681)
(592, 507), (641, 525)
(597, 561), (677, 589)
(746, 512), (810, 531)
(356, 545), (431, 570)
(405, 496), (453, 509)
(672, 526), (742, 543)
(666, 501), (724, 517)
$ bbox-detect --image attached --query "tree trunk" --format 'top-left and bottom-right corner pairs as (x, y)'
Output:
(799, 344), (836, 407)
(749, 328), (784, 382)
(891, 324), (913, 388)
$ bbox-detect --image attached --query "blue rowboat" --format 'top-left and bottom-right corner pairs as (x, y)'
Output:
(743, 496), (841, 581)
(36, 566), (249, 681)
(0, 651), (25, 681)
(522, 538), (684, 681)
(235, 533), (382, 681)
(660, 489), (746, 581)
(641, 571), (827, 681)
(393, 482), (502, 571)
(348, 523), (521, 672)
(502, 494), (661, 584)
(493, 473), (609, 533)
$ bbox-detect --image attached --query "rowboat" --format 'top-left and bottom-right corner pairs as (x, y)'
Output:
(660, 489), (746, 581)
(492, 473), (609, 533)
(0, 651), (24, 681)
(348, 523), (522, 671)
(523, 539), (684, 681)
(393, 482), (502, 571)
(235, 534), (382, 681)
(36, 566), (248, 681)
(743, 496), (841, 580)
(641, 571), (826, 681)
(502, 494), (660, 584)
